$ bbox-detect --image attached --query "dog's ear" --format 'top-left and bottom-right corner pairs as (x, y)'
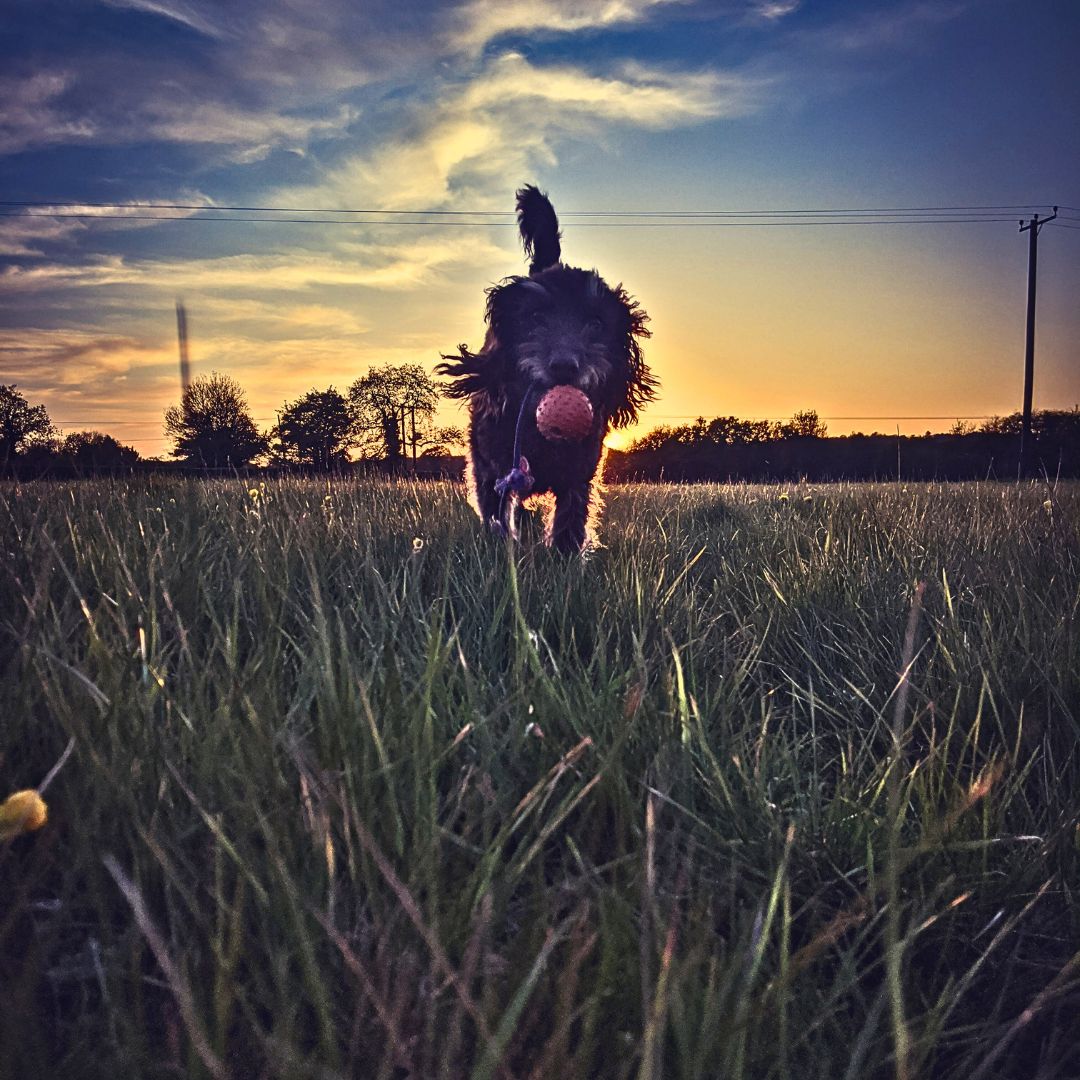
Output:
(485, 275), (541, 338)
(435, 344), (493, 401)
(434, 279), (524, 410)
(607, 290), (658, 429)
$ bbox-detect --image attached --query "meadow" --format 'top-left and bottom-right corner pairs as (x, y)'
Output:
(1, 476), (1078, 1079)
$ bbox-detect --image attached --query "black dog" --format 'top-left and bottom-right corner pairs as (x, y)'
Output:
(437, 185), (657, 552)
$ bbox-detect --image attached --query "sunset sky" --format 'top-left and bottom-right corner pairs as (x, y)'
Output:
(1, 0), (1077, 457)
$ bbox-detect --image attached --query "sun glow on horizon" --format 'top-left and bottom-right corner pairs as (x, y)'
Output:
(603, 428), (637, 451)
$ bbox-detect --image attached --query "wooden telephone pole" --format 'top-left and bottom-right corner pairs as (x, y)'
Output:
(1018, 207), (1058, 475)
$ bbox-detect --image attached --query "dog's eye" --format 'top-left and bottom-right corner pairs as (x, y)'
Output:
(585, 317), (604, 334)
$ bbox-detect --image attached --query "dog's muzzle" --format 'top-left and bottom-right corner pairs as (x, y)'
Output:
(548, 355), (581, 383)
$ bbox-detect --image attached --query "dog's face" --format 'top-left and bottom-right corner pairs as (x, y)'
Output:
(485, 265), (650, 426)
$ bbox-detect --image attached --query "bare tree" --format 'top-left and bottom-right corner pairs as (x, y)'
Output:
(347, 364), (440, 464)
(418, 425), (465, 458)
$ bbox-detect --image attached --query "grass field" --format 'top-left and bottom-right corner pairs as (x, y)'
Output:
(2, 477), (1078, 1079)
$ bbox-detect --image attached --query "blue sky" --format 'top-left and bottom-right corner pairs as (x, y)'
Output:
(1, 0), (1077, 455)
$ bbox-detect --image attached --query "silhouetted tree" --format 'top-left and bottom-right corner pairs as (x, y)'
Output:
(706, 416), (773, 444)
(272, 387), (356, 469)
(164, 372), (267, 468)
(630, 415), (776, 454)
(61, 431), (139, 469)
(980, 413), (1021, 435)
(629, 424), (676, 453)
(0, 384), (55, 466)
(614, 406), (1080, 483)
(1036, 407), (1080, 439)
(348, 364), (440, 463)
(419, 425), (465, 458)
(775, 409), (827, 439)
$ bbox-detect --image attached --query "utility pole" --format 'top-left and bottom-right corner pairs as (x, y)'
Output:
(1018, 206), (1058, 475)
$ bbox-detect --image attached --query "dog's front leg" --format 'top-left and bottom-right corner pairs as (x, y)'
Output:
(473, 464), (510, 536)
(548, 483), (591, 553)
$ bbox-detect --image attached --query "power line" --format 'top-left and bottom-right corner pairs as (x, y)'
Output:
(0, 211), (1031, 228)
(0, 199), (1064, 232)
(0, 199), (1058, 215)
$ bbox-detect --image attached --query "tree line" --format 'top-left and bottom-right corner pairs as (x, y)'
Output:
(606, 408), (1080, 481)
(1, 364), (462, 475)
(3, 377), (1078, 481)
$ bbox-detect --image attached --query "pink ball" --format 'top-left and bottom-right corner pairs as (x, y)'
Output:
(536, 385), (594, 442)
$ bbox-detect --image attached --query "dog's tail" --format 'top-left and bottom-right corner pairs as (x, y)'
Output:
(516, 185), (561, 274)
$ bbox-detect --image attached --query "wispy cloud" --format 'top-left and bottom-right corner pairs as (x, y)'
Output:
(101, 0), (228, 39)
(462, 53), (747, 124)
(753, 1), (801, 21)
(803, 1), (970, 53)
(0, 71), (97, 154)
(0, 327), (173, 436)
(0, 2), (462, 161)
(0, 199), (219, 258)
(0, 67), (358, 161)
(452, 0), (689, 52)
(283, 51), (768, 212)
(0, 230), (505, 295)
(142, 102), (358, 163)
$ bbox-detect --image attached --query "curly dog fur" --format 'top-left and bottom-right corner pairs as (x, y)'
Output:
(436, 185), (657, 552)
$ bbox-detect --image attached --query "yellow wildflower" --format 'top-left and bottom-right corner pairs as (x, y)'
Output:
(0, 790), (48, 840)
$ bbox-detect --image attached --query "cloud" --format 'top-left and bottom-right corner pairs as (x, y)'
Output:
(192, 298), (372, 337)
(0, 215), (87, 258)
(0, 228), (507, 297)
(452, 0), (688, 52)
(0, 65), (358, 162)
(0, 2), (463, 161)
(0, 327), (171, 429)
(283, 52), (768, 212)
(462, 53), (742, 125)
(799, 1), (970, 53)
(0, 71), (97, 155)
(753, 1), (801, 20)
(101, 0), (227, 39)
(0, 198), (222, 258)
(141, 102), (357, 163)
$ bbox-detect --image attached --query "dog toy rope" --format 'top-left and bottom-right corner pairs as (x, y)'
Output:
(493, 387), (537, 529)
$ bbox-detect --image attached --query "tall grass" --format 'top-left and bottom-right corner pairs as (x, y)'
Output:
(1, 477), (1078, 1078)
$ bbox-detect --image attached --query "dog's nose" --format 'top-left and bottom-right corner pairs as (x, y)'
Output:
(549, 355), (580, 382)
